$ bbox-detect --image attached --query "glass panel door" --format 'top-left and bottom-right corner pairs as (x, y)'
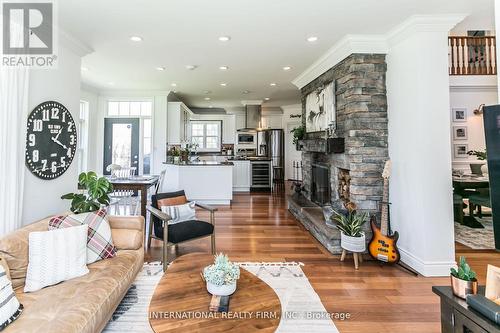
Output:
(103, 118), (140, 175)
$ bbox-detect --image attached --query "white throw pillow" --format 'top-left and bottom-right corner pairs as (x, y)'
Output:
(24, 225), (89, 293)
(0, 265), (23, 329)
(160, 201), (196, 224)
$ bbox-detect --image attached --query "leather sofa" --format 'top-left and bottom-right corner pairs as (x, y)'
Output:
(0, 215), (145, 333)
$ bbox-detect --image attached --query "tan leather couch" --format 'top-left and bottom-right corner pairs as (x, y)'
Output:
(0, 215), (145, 333)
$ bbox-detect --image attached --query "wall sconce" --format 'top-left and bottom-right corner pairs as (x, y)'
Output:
(473, 104), (485, 115)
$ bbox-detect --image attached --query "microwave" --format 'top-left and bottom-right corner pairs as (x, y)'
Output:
(238, 133), (256, 144)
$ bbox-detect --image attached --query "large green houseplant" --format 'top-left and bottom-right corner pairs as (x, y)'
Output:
(61, 171), (114, 213)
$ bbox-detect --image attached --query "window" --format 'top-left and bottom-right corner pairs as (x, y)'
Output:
(106, 100), (153, 174)
(190, 120), (221, 152)
(78, 100), (89, 173)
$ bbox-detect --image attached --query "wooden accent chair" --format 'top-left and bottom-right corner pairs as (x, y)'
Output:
(146, 190), (216, 271)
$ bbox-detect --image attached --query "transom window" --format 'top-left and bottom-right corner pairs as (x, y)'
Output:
(77, 100), (89, 173)
(190, 120), (221, 152)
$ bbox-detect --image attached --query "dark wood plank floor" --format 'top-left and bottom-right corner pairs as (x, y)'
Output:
(145, 190), (500, 333)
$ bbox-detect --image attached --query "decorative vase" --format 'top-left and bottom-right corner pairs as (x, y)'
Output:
(173, 156), (180, 163)
(340, 232), (366, 253)
(470, 163), (484, 176)
(450, 275), (478, 299)
(481, 164), (489, 176)
(206, 281), (237, 296)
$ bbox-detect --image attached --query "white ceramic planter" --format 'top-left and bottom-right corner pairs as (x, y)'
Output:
(206, 281), (237, 296)
(341, 232), (366, 253)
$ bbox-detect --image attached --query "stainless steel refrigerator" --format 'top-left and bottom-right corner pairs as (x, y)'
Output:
(256, 129), (284, 181)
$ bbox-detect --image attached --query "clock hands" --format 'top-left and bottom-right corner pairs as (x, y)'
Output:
(51, 128), (69, 150)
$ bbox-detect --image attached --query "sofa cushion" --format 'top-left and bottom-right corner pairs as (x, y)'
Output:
(48, 209), (117, 264)
(0, 218), (50, 290)
(24, 225), (89, 293)
(167, 220), (214, 243)
(160, 201), (196, 224)
(0, 265), (23, 331)
(10, 249), (144, 333)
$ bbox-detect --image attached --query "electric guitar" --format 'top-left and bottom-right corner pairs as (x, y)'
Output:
(368, 160), (400, 264)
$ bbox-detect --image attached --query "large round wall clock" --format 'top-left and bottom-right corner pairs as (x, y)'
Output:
(25, 101), (77, 180)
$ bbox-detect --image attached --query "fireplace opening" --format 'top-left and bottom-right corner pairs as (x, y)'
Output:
(311, 163), (330, 206)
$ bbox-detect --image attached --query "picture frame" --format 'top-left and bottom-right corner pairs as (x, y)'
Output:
(453, 126), (468, 140)
(485, 264), (500, 305)
(452, 108), (467, 122)
(454, 144), (468, 158)
(305, 81), (335, 133)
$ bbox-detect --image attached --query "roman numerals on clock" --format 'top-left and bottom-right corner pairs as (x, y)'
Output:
(25, 101), (77, 180)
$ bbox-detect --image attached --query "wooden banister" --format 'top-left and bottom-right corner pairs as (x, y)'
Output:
(449, 36), (497, 75)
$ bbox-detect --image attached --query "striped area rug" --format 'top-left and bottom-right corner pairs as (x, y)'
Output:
(103, 262), (338, 333)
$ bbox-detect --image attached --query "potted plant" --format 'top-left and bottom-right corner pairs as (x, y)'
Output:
(169, 147), (180, 163)
(467, 149), (487, 176)
(450, 256), (478, 299)
(290, 125), (305, 150)
(61, 171), (114, 213)
(332, 202), (368, 253)
(203, 253), (240, 296)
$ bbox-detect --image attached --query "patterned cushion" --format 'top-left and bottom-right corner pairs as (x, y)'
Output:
(160, 201), (196, 224)
(49, 209), (116, 264)
(0, 264), (22, 330)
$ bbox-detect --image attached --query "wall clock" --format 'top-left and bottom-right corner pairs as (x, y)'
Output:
(25, 101), (77, 180)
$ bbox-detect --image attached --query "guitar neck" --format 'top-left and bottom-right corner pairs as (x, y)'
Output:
(380, 179), (389, 236)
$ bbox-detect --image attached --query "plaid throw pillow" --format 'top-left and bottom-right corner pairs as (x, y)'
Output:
(49, 209), (116, 264)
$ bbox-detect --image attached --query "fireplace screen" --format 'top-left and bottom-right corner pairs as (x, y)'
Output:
(311, 164), (330, 206)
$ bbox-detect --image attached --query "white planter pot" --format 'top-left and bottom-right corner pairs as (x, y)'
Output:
(341, 232), (366, 253)
(206, 281), (237, 296)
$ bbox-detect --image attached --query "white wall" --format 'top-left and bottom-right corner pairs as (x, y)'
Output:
(22, 45), (83, 224)
(449, 77), (498, 170)
(386, 18), (460, 276)
(281, 104), (302, 180)
(80, 84), (99, 172)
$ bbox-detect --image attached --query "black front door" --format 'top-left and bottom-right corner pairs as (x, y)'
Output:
(103, 118), (140, 175)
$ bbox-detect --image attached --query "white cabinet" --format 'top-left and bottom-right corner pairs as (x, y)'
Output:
(261, 115), (283, 129)
(167, 102), (192, 144)
(232, 160), (250, 192)
(235, 113), (246, 130)
(222, 115), (236, 144)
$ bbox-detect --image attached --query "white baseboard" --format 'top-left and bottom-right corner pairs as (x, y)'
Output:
(399, 248), (455, 277)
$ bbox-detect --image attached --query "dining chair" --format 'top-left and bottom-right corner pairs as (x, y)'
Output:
(108, 166), (139, 215)
(146, 190), (216, 271)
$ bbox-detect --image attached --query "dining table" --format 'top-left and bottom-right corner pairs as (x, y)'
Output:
(106, 175), (159, 220)
(452, 174), (489, 228)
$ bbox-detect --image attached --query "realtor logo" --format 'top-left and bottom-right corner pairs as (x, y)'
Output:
(1, 0), (57, 68)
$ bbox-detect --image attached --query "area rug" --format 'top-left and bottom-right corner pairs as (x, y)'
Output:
(103, 262), (339, 333)
(454, 218), (495, 249)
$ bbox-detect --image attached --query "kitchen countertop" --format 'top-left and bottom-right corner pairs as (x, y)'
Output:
(228, 157), (271, 161)
(163, 161), (233, 166)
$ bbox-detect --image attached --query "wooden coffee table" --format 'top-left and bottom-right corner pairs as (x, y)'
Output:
(149, 253), (281, 333)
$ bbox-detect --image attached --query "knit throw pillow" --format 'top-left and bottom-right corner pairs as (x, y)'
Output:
(49, 209), (116, 264)
(0, 265), (23, 330)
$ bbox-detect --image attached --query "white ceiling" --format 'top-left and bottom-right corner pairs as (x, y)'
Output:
(59, 0), (495, 108)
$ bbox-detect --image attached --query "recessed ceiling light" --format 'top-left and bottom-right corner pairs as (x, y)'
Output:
(219, 66), (229, 70)
(130, 36), (143, 42)
(209, 105), (213, 108)
(171, 83), (177, 87)
(220, 83), (227, 86)
(270, 83), (277, 86)
(107, 82), (115, 86)
(156, 66), (165, 71)
(185, 65), (197, 70)
(204, 97), (211, 101)
(218, 36), (231, 42)
(81, 66), (89, 71)
(265, 97), (270, 101)
(283, 66), (292, 71)
(307, 36), (318, 42)
(242, 90), (250, 94)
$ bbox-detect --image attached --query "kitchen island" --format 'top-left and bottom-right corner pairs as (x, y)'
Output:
(162, 161), (233, 205)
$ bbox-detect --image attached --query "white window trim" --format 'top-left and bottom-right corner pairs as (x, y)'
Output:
(189, 120), (222, 153)
(78, 100), (89, 173)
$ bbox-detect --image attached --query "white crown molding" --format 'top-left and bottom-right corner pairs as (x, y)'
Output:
(59, 29), (93, 57)
(241, 100), (263, 105)
(292, 14), (467, 89)
(399, 247), (456, 277)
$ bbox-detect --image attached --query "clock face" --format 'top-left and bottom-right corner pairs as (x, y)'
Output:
(25, 101), (77, 180)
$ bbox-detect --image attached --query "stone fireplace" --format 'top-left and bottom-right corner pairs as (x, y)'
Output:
(288, 53), (388, 254)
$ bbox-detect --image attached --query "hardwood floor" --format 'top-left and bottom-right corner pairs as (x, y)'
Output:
(145, 189), (500, 333)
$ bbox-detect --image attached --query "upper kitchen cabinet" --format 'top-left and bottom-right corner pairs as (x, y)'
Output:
(235, 112), (246, 130)
(167, 102), (193, 144)
(222, 114), (236, 144)
(260, 114), (283, 129)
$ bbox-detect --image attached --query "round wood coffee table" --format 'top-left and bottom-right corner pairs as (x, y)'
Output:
(149, 253), (281, 333)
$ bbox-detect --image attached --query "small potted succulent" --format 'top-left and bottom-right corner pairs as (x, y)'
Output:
(450, 256), (478, 299)
(467, 149), (487, 176)
(332, 202), (368, 253)
(203, 253), (240, 296)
